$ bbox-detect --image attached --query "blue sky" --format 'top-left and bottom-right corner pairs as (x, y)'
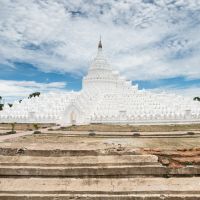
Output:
(0, 0), (200, 102)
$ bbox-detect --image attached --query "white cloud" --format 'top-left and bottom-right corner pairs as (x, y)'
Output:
(150, 85), (200, 98)
(0, 80), (67, 103)
(0, 0), (200, 81)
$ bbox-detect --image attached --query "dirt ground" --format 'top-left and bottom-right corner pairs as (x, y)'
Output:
(1, 123), (200, 132)
(59, 123), (200, 132)
(5, 132), (199, 149)
(0, 123), (55, 131)
(1, 123), (200, 169)
(142, 148), (200, 169)
(2, 131), (199, 169)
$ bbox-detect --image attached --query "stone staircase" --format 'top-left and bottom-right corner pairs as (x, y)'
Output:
(0, 145), (199, 199)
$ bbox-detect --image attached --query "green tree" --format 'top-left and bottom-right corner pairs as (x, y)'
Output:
(0, 96), (3, 110)
(8, 103), (13, 107)
(28, 92), (40, 99)
(193, 97), (200, 102)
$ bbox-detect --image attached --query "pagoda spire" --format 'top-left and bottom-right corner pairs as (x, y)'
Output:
(98, 36), (102, 49)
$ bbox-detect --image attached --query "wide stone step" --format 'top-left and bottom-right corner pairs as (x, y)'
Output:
(0, 155), (159, 167)
(0, 147), (102, 156)
(0, 177), (199, 199)
(1, 164), (200, 177)
(1, 194), (200, 200)
(0, 146), (141, 157)
(0, 165), (167, 177)
(57, 132), (200, 138)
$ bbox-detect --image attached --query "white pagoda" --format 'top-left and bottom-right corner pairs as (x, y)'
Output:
(0, 40), (200, 125)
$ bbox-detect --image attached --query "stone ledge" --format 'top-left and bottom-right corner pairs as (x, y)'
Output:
(0, 165), (167, 177)
(0, 194), (200, 200)
(0, 165), (200, 177)
(0, 177), (199, 193)
(0, 155), (159, 167)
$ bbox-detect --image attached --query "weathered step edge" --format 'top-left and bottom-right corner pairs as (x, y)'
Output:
(0, 148), (139, 156)
(0, 165), (200, 177)
(0, 165), (167, 177)
(0, 194), (200, 200)
(0, 162), (160, 167)
(0, 155), (160, 167)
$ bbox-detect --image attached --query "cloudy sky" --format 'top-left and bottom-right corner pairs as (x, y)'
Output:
(0, 0), (200, 102)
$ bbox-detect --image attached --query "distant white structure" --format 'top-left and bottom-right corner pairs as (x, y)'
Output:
(0, 40), (200, 125)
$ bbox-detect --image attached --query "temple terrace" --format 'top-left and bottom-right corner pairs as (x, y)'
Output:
(0, 40), (200, 126)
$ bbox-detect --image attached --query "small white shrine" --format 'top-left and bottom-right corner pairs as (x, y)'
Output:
(0, 40), (200, 125)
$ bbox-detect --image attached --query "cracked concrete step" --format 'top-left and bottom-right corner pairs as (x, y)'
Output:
(56, 132), (200, 138)
(0, 165), (167, 177)
(40, 131), (200, 138)
(0, 148), (102, 156)
(0, 155), (160, 167)
(0, 164), (199, 177)
(0, 147), (140, 156)
(0, 177), (200, 199)
(0, 194), (200, 200)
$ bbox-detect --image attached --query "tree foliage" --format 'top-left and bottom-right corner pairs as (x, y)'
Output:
(0, 96), (3, 110)
(8, 103), (13, 107)
(193, 97), (200, 101)
(28, 92), (40, 99)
